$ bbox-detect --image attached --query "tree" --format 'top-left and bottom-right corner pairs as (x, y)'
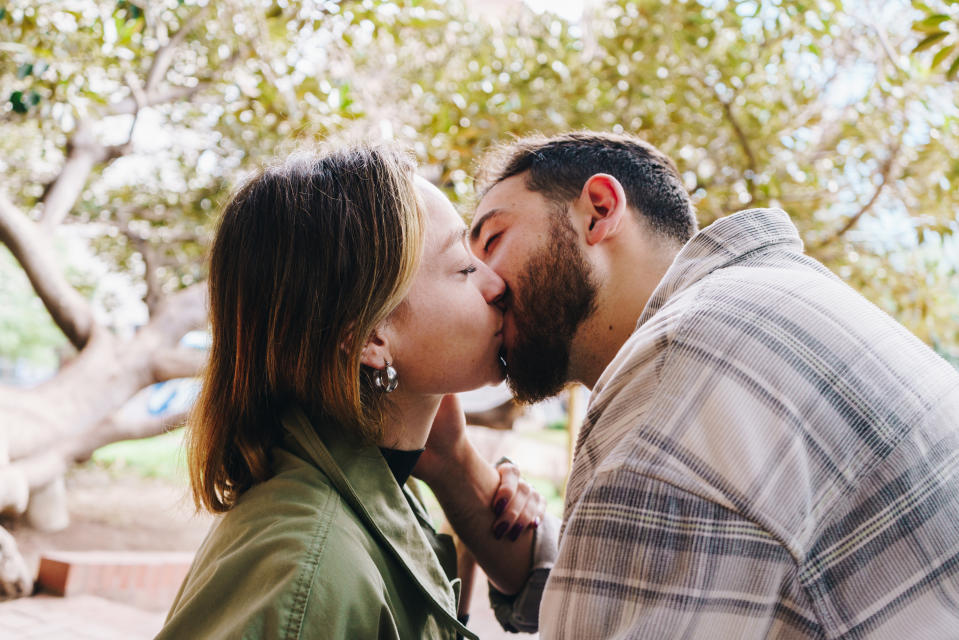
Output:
(382, 0), (958, 360)
(1, 0), (956, 597)
(0, 0), (390, 595)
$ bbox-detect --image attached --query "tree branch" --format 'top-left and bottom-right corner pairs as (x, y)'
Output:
(690, 72), (758, 204)
(38, 121), (116, 229)
(108, 85), (207, 116)
(123, 70), (148, 142)
(152, 346), (206, 383)
(6, 407), (188, 491)
(117, 219), (162, 315)
(0, 191), (94, 350)
(35, 7), (229, 234)
(11, 451), (67, 492)
(105, 6), (218, 118)
(718, 95), (758, 204)
(73, 408), (190, 463)
(812, 142), (901, 251)
(145, 5), (212, 95)
(144, 282), (208, 344)
(860, 3), (906, 74)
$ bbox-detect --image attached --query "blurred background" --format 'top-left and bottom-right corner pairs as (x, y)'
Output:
(1, 0), (957, 637)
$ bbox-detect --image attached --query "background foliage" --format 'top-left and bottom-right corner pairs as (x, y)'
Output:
(2, 0), (957, 369)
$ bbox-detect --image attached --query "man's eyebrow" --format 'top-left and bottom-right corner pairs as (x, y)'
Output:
(470, 208), (503, 243)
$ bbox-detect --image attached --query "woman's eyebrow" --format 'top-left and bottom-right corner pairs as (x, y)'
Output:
(443, 227), (469, 253)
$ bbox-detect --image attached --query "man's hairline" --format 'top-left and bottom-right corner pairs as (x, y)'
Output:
(470, 171), (576, 243)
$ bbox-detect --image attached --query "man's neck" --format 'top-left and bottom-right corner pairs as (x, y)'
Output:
(571, 231), (680, 389)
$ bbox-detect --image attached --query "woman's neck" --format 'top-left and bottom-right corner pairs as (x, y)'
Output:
(377, 392), (442, 450)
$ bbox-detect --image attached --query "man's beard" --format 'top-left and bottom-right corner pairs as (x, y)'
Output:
(505, 214), (598, 404)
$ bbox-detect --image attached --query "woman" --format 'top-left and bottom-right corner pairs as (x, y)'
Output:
(157, 146), (541, 639)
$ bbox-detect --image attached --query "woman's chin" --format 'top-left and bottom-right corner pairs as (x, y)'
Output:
(453, 353), (507, 391)
(462, 370), (507, 393)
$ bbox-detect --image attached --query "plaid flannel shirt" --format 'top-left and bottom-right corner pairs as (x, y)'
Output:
(498, 208), (959, 638)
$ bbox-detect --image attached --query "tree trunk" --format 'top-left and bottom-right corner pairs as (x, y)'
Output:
(0, 4), (221, 598)
(0, 286), (207, 597)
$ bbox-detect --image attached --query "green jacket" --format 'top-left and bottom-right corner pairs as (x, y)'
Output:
(158, 407), (476, 640)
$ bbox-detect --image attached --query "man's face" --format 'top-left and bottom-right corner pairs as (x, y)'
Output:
(470, 174), (598, 403)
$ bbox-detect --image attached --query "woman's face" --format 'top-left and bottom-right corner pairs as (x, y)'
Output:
(384, 178), (506, 395)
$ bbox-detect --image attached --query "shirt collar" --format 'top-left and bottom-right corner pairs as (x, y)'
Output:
(637, 207), (803, 330)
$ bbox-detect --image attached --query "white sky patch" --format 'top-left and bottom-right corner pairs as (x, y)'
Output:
(524, 0), (585, 21)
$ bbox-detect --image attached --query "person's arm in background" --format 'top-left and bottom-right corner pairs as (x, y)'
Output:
(414, 395), (558, 632)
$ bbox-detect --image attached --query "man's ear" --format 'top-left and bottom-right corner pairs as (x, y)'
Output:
(579, 173), (628, 246)
(359, 326), (394, 369)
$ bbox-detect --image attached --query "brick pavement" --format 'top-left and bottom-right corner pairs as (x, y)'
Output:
(0, 594), (165, 639)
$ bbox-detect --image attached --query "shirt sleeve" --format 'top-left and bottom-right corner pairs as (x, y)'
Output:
(539, 469), (822, 639)
(487, 512), (560, 633)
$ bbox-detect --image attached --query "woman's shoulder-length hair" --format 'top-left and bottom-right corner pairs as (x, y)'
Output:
(188, 144), (425, 513)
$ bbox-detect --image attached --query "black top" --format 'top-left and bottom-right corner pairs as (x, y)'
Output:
(379, 447), (425, 486)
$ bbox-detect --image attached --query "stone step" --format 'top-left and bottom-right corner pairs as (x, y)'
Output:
(37, 550), (194, 610)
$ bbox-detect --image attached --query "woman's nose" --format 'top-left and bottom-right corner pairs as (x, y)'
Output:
(477, 260), (506, 304)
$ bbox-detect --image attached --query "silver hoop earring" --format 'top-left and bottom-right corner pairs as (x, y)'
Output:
(373, 361), (398, 393)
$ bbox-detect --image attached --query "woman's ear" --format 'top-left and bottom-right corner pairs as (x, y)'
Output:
(579, 173), (628, 246)
(359, 327), (393, 369)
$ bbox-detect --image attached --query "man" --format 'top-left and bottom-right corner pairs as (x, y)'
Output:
(420, 131), (959, 638)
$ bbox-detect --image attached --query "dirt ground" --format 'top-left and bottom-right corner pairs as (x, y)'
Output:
(5, 464), (213, 584)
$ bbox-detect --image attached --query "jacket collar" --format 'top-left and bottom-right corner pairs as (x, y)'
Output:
(280, 406), (476, 639)
(637, 207), (802, 329)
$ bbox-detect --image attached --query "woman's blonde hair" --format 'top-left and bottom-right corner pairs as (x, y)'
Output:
(188, 145), (424, 512)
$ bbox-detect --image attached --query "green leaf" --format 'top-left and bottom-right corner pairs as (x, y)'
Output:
(914, 14), (951, 32)
(16, 63), (33, 79)
(9, 90), (27, 114)
(932, 43), (956, 68)
(914, 31), (949, 53)
(0, 8), (6, 20)
(948, 53), (959, 80)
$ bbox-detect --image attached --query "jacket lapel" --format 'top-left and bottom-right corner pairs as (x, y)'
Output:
(282, 407), (476, 639)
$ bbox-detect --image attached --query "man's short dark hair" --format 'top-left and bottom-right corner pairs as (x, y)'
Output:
(477, 131), (698, 244)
